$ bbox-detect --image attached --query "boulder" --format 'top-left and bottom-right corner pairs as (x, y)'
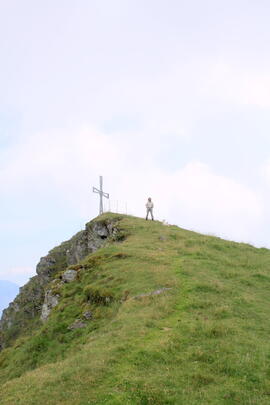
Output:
(132, 287), (172, 300)
(68, 319), (86, 330)
(83, 311), (93, 320)
(40, 290), (59, 322)
(62, 269), (77, 283)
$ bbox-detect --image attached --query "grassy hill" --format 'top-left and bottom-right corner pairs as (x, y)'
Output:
(1, 213), (270, 404)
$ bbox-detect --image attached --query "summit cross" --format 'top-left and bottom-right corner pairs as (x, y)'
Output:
(93, 176), (109, 215)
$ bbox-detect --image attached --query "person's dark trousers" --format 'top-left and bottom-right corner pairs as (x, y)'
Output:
(146, 208), (154, 220)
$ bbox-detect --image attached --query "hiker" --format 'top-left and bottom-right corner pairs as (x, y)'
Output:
(146, 197), (154, 220)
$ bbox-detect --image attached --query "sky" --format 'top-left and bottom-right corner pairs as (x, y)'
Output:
(1, 0), (270, 286)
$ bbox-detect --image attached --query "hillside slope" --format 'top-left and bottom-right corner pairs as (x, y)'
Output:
(1, 214), (270, 405)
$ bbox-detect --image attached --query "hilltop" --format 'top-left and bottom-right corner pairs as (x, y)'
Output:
(1, 213), (270, 404)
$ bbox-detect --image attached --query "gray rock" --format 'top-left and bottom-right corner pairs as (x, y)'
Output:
(51, 278), (64, 286)
(62, 269), (77, 283)
(65, 220), (117, 266)
(40, 290), (59, 322)
(83, 311), (93, 320)
(92, 222), (110, 238)
(68, 319), (86, 330)
(36, 256), (59, 286)
(132, 288), (172, 300)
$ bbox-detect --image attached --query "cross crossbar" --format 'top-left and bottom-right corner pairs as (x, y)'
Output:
(92, 176), (109, 215)
(93, 187), (109, 199)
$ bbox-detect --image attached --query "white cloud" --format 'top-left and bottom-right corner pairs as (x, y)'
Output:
(167, 162), (263, 241)
(260, 160), (270, 185)
(0, 128), (263, 244)
(207, 62), (270, 109)
(1, 267), (34, 286)
(114, 162), (263, 242)
(0, 128), (119, 189)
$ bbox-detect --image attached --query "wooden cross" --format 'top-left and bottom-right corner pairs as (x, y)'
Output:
(93, 176), (109, 215)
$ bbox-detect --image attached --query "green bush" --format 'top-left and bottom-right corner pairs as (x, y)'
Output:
(84, 255), (104, 269)
(83, 285), (114, 305)
(112, 230), (129, 241)
(67, 264), (84, 271)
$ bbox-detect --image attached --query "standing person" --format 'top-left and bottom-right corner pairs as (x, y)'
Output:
(146, 197), (154, 220)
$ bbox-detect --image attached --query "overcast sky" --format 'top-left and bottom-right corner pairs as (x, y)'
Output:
(1, 0), (270, 285)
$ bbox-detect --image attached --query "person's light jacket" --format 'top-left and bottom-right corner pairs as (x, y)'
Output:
(146, 201), (154, 209)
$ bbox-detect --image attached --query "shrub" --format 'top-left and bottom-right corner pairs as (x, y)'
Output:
(84, 255), (104, 269)
(67, 264), (84, 271)
(83, 286), (114, 305)
(111, 252), (129, 259)
(112, 230), (129, 241)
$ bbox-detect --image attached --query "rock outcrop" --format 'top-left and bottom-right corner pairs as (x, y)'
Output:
(0, 217), (119, 349)
(62, 269), (77, 283)
(68, 319), (87, 330)
(40, 289), (60, 322)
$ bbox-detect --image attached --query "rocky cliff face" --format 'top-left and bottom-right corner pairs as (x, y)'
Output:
(0, 217), (118, 349)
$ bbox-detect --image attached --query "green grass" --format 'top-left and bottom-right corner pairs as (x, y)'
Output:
(1, 213), (270, 404)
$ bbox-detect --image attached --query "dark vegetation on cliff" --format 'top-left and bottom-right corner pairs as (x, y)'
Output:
(1, 213), (270, 404)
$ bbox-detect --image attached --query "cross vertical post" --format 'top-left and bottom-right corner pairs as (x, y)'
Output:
(93, 176), (109, 216)
(99, 176), (103, 215)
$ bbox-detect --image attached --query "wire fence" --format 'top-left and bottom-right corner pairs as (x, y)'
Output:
(103, 199), (129, 215)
